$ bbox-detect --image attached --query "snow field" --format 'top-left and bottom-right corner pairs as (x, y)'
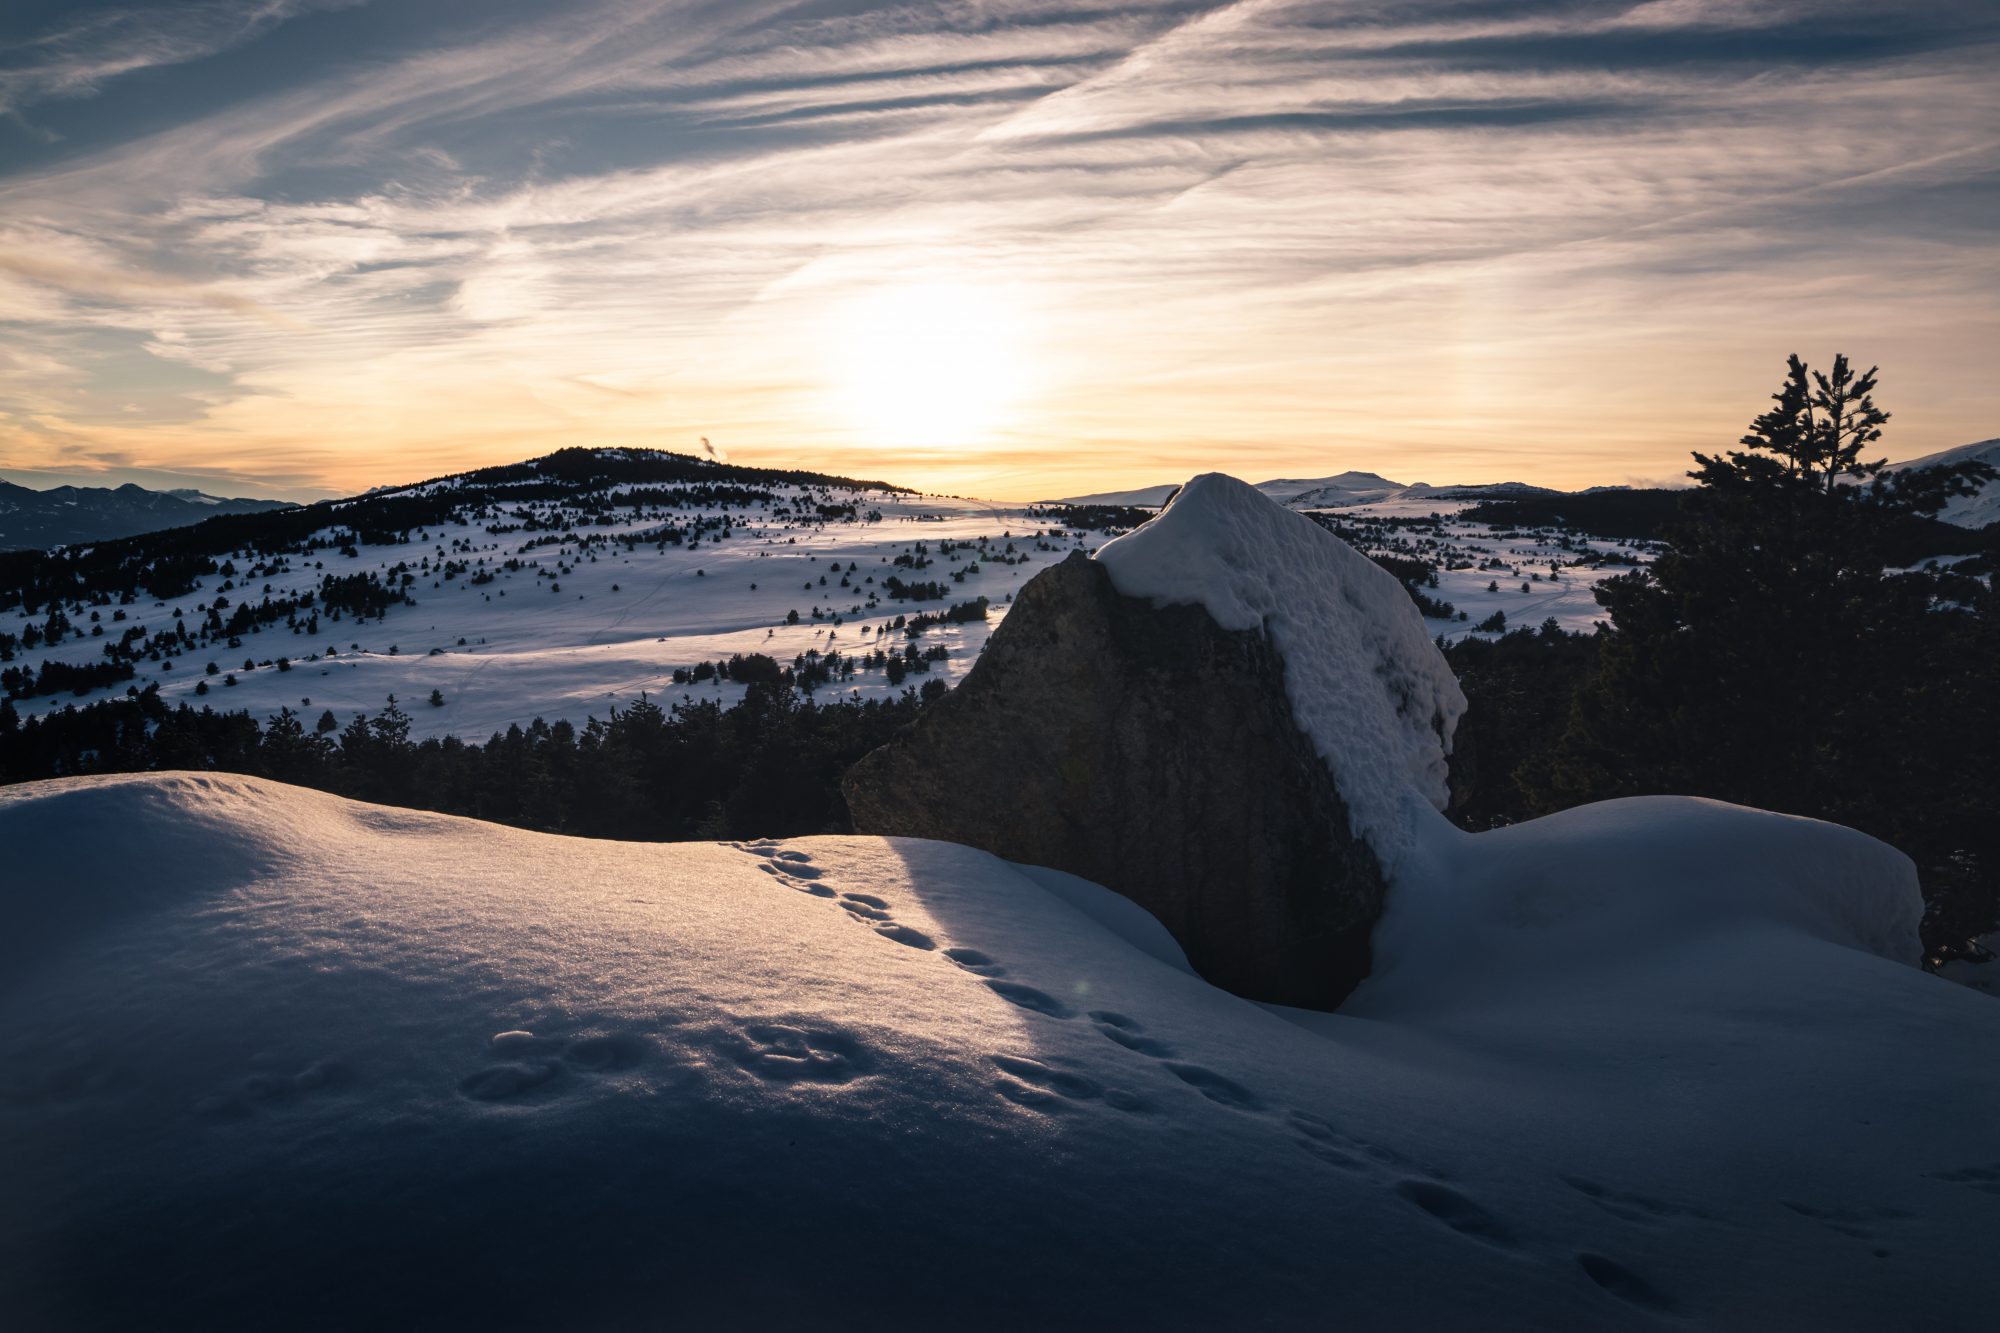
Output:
(3, 772), (1996, 1330)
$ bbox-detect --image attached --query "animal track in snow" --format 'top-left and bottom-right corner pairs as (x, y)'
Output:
(985, 981), (1072, 1018)
(991, 1055), (1101, 1108)
(720, 1023), (873, 1084)
(1285, 1111), (1369, 1172)
(1162, 1062), (1264, 1112)
(1089, 1011), (1175, 1057)
(1394, 1180), (1518, 1250)
(944, 948), (1004, 975)
(875, 924), (936, 950)
(839, 898), (892, 921)
(1576, 1253), (1680, 1315)
(458, 1028), (650, 1102)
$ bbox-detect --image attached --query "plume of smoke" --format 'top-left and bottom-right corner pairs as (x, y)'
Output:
(701, 436), (727, 462)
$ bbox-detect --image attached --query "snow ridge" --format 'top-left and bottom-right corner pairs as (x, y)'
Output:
(1096, 473), (1466, 870)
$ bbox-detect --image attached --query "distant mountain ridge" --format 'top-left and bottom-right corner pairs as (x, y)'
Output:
(1059, 443), (1999, 528)
(0, 481), (294, 552)
(1051, 471), (1557, 511)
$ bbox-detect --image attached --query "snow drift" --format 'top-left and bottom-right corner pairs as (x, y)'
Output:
(3, 772), (1996, 1331)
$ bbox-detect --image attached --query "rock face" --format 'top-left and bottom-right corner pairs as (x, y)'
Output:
(844, 551), (1388, 1008)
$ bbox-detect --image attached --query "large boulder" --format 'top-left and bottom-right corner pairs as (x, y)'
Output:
(848, 551), (1384, 1006)
(845, 474), (1465, 1008)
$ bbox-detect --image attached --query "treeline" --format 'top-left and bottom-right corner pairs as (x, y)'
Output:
(1446, 356), (1999, 965)
(1465, 486), (1997, 566)
(0, 682), (930, 841)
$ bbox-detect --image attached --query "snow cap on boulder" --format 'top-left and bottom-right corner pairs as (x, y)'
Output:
(1097, 472), (1466, 870)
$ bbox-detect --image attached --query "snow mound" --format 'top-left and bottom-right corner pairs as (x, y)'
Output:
(4, 773), (1997, 1330)
(1096, 473), (1466, 868)
(1362, 797), (1925, 1029)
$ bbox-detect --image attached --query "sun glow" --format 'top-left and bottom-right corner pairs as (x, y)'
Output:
(824, 281), (1035, 449)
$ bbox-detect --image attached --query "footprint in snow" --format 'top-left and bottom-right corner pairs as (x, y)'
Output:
(985, 980), (1073, 1019)
(944, 947), (1004, 976)
(1088, 1011), (1175, 1058)
(720, 1023), (873, 1085)
(1162, 1062), (1265, 1112)
(1393, 1179), (1517, 1250)
(1576, 1253), (1681, 1315)
(457, 1028), (650, 1103)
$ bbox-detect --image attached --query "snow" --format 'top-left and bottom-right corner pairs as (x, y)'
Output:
(6, 487), (1090, 739)
(1096, 473), (1467, 869)
(1886, 438), (2000, 529)
(3, 770), (1996, 1329)
(6, 469), (1645, 735)
(1364, 796), (1926, 1029)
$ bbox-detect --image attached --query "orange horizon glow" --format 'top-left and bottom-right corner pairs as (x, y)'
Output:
(1, 2), (1994, 504)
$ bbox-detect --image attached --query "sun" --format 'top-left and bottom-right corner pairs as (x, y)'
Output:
(824, 280), (1032, 448)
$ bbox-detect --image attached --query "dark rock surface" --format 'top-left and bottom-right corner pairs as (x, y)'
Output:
(844, 551), (1387, 1008)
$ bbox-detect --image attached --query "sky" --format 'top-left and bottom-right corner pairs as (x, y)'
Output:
(0, 0), (1995, 502)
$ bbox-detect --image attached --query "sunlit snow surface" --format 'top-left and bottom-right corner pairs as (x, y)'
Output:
(3, 773), (1996, 1330)
(6, 478), (1643, 739)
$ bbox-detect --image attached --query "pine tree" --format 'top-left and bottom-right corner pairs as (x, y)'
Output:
(1538, 355), (1998, 962)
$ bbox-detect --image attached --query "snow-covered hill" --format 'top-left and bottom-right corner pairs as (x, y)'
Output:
(4, 771), (1994, 1328)
(4, 453), (1645, 741)
(1889, 438), (2000, 528)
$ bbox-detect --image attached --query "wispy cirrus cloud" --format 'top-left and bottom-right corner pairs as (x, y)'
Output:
(0, 0), (362, 116)
(0, 0), (1994, 500)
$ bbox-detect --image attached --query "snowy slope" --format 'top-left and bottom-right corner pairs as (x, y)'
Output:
(1888, 438), (2000, 528)
(4, 772), (1996, 1330)
(5, 456), (1656, 744)
(5, 483), (1091, 740)
(1045, 482), (1185, 507)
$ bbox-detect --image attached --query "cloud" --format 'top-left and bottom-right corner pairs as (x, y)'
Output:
(0, 0), (1993, 497)
(0, 0), (363, 115)
(0, 247), (305, 326)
